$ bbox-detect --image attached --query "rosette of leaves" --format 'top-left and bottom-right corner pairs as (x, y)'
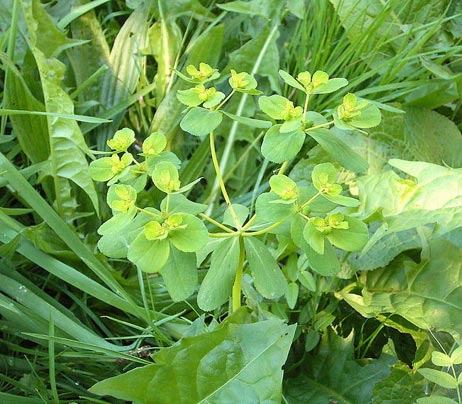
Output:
(258, 69), (381, 172)
(255, 163), (368, 276)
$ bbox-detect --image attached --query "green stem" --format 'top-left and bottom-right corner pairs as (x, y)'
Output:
(164, 193), (171, 214)
(214, 89), (235, 111)
(305, 120), (334, 132)
(232, 237), (245, 313)
(303, 93), (310, 116)
(136, 207), (162, 219)
(209, 131), (241, 229)
(205, 22), (280, 215)
(278, 161), (289, 176)
(242, 220), (285, 237)
(300, 192), (321, 210)
(199, 213), (234, 233)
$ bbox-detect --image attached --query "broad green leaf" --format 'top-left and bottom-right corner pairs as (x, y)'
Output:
(284, 331), (394, 404)
(291, 216), (340, 276)
(323, 193), (360, 207)
(90, 309), (295, 403)
(303, 220), (325, 255)
(221, 111), (272, 128)
(223, 204), (250, 228)
(327, 216), (368, 252)
(305, 240), (340, 276)
(160, 247), (197, 302)
(287, 0), (305, 18)
(169, 214), (209, 252)
(403, 108), (462, 168)
(244, 237), (287, 299)
(359, 159), (462, 250)
(261, 125), (305, 163)
(97, 213), (146, 259)
(417, 368), (458, 389)
(97, 210), (137, 237)
(347, 228), (422, 272)
(4, 64), (49, 163)
(451, 346), (462, 364)
(278, 69), (306, 92)
(280, 118), (303, 133)
(127, 234), (170, 273)
(372, 362), (425, 404)
(349, 103), (382, 128)
(299, 271), (316, 292)
(431, 352), (453, 367)
(89, 365), (158, 402)
(308, 128), (368, 172)
(197, 237), (241, 311)
(417, 397), (459, 404)
(88, 157), (113, 182)
(255, 192), (297, 223)
(160, 194), (207, 215)
(340, 239), (462, 337)
(21, 0), (99, 215)
(180, 107), (223, 137)
(312, 77), (348, 94)
(258, 95), (289, 120)
(286, 282), (299, 309)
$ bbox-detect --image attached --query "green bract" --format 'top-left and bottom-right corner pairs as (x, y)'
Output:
(107, 184), (137, 213)
(141, 132), (167, 157)
(180, 107), (223, 136)
(333, 93), (382, 130)
(186, 62), (220, 83)
(269, 175), (299, 201)
(106, 128), (135, 152)
(89, 152), (133, 184)
(229, 69), (261, 94)
(152, 161), (180, 193)
(177, 85), (225, 108)
(279, 69), (348, 95)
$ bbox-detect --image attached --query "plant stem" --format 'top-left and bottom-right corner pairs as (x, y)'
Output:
(206, 22), (280, 214)
(303, 93), (310, 115)
(300, 192), (321, 209)
(209, 131), (241, 229)
(242, 220), (285, 236)
(199, 213), (235, 233)
(136, 207), (162, 219)
(305, 120), (334, 132)
(215, 89), (235, 111)
(232, 237), (246, 313)
(278, 161), (289, 175)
